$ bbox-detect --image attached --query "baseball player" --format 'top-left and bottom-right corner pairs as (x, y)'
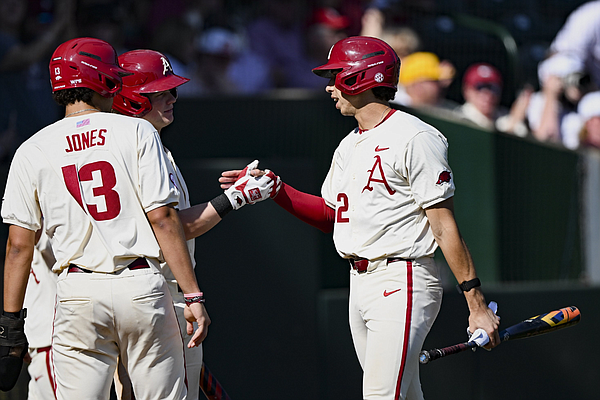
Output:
(22, 227), (56, 400)
(111, 49), (279, 400)
(221, 36), (500, 400)
(0, 37), (209, 400)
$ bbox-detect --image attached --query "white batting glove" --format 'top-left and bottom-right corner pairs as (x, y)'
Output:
(223, 160), (280, 210)
(467, 328), (490, 347)
(467, 301), (498, 350)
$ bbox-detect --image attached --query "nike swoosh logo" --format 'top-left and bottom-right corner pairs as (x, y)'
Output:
(383, 288), (401, 297)
(34, 375), (43, 381)
(375, 146), (389, 152)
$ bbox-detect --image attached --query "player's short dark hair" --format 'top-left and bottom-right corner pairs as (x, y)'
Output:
(52, 88), (95, 107)
(372, 87), (397, 102)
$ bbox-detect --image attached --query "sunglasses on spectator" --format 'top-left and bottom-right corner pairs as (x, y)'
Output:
(473, 83), (501, 95)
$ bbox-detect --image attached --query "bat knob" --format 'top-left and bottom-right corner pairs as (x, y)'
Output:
(419, 351), (430, 365)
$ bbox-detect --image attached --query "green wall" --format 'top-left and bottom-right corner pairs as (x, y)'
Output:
(162, 96), (582, 286)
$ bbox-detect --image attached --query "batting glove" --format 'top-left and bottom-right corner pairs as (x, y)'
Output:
(467, 301), (498, 350)
(467, 328), (490, 347)
(0, 310), (28, 392)
(223, 160), (281, 210)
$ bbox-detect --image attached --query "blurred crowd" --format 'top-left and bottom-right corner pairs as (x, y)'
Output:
(1, 0), (600, 164)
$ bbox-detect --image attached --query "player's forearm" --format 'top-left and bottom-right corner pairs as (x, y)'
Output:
(424, 199), (487, 309)
(147, 205), (200, 294)
(3, 226), (36, 312)
(273, 182), (335, 233)
(434, 228), (490, 313)
(178, 202), (222, 240)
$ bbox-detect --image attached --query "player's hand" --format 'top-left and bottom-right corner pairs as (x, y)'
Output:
(219, 169), (243, 189)
(0, 311), (29, 391)
(219, 160), (269, 189)
(183, 303), (211, 348)
(222, 160), (280, 209)
(468, 301), (501, 350)
(467, 301), (499, 349)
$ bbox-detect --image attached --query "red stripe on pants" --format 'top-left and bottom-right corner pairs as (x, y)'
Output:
(395, 260), (413, 399)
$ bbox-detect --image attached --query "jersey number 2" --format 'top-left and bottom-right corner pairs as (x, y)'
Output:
(337, 193), (349, 223)
(62, 161), (121, 221)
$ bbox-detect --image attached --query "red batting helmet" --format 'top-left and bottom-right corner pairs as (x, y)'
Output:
(49, 37), (131, 97)
(312, 36), (400, 95)
(112, 50), (189, 117)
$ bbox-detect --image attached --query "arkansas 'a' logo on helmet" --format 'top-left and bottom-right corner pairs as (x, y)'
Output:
(436, 170), (451, 184)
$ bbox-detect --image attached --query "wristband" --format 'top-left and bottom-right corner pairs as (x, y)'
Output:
(184, 292), (205, 305)
(2, 309), (26, 319)
(456, 278), (481, 294)
(210, 193), (233, 218)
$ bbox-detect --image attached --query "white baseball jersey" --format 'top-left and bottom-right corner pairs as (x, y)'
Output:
(163, 146), (203, 400)
(24, 231), (57, 400)
(550, 1), (600, 87)
(321, 109), (455, 261)
(24, 230), (57, 348)
(1, 113), (180, 272)
(161, 146), (195, 282)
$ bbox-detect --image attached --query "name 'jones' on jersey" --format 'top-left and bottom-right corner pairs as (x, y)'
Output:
(65, 123), (107, 153)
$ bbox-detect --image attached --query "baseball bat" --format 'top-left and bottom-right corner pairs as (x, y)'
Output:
(200, 362), (232, 400)
(419, 305), (581, 365)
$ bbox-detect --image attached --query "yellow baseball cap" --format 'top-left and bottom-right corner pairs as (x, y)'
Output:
(399, 52), (441, 86)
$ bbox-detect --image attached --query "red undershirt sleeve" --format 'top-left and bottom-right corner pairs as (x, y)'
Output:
(273, 182), (335, 233)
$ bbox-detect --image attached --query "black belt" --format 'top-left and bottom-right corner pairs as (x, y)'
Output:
(68, 257), (149, 273)
(349, 257), (413, 273)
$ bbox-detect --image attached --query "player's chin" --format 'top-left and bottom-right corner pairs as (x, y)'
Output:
(162, 115), (175, 126)
(339, 107), (353, 117)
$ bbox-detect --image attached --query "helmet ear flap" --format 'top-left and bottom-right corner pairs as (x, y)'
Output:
(101, 74), (119, 92)
(336, 72), (358, 93)
(113, 91), (151, 117)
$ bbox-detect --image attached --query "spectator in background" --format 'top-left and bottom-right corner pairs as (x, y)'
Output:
(0, 0), (74, 163)
(305, 7), (350, 68)
(184, 26), (271, 96)
(575, 91), (600, 150)
(455, 63), (530, 137)
(360, 6), (421, 59)
(527, 53), (595, 147)
(245, 0), (309, 89)
(246, 0), (348, 90)
(549, 1), (600, 90)
(390, 51), (458, 115)
(151, 17), (197, 87)
(380, 26), (421, 59)
(76, 2), (128, 55)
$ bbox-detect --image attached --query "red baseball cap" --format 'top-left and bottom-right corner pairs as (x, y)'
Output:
(463, 63), (503, 88)
(310, 7), (350, 30)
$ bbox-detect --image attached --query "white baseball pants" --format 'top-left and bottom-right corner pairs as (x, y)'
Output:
(349, 257), (443, 400)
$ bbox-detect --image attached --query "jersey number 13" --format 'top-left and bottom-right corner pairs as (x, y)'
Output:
(62, 161), (121, 221)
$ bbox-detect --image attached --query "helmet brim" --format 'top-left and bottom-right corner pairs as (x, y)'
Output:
(137, 74), (190, 93)
(312, 62), (346, 78)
